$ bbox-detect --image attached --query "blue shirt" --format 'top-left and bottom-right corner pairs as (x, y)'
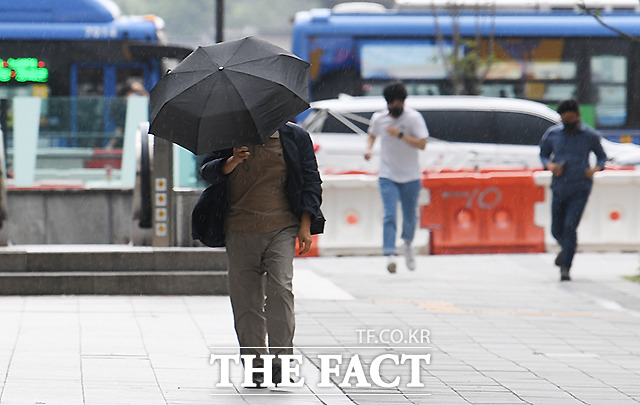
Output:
(539, 122), (607, 194)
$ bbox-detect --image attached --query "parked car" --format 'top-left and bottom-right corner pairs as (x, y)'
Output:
(301, 95), (640, 174)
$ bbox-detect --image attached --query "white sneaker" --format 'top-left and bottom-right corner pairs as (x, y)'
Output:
(403, 243), (416, 271)
(386, 255), (397, 273)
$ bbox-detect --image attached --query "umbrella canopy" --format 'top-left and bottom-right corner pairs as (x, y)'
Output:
(148, 36), (310, 154)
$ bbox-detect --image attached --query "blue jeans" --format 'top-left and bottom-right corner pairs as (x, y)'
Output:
(379, 178), (421, 256)
(551, 189), (590, 269)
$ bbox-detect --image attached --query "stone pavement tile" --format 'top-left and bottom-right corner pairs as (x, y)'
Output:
(5, 354), (81, 381)
(77, 295), (136, 313)
(518, 397), (585, 405)
(81, 356), (158, 381)
(416, 395), (470, 405)
(152, 358), (215, 387)
(83, 384), (165, 405)
(21, 295), (79, 312)
(81, 356), (165, 404)
(0, 380), (84, 405)
(14, 316), (79, 354)
(136, 323), (210, 357)
(456, 391), (525, 404)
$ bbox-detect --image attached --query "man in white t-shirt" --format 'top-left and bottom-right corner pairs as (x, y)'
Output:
(365, 82), (428, 273)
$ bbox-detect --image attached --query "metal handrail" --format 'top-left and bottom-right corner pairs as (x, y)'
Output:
(130, 122), (154, 245)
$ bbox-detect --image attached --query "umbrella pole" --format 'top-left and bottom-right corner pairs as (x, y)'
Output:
(215, 0), (224, 43)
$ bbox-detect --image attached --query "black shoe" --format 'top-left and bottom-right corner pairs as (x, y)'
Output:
(555, 251), (564, 267)
(560, 266), (571, 281)
(249, 371), (265, 388)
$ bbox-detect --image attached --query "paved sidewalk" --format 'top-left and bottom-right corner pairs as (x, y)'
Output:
(0, 252), (639, 404)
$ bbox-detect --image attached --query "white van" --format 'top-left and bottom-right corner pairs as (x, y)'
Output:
(301, 95), (640, 173)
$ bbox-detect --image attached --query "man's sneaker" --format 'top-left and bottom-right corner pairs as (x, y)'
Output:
(555, 251), (564, 267)
(560, 266), (571, 281)
(250, 371), (265, 388)
(386, 255), (397, 273)
(403, 243), (416, 271)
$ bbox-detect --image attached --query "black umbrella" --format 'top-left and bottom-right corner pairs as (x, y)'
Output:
(148, 36), (310, 154)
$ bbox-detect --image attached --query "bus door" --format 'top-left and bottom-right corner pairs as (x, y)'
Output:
(70, 63), (151, 147)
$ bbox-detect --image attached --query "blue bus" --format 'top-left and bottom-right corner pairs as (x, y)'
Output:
(292, 1), (640, 141)
(0, 0), (192, 148)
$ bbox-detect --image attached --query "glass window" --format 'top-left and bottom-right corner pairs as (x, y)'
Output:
(422, 111), (496, 143)
(481, 84), (516, 98)
(591, 55), (627, 127)
(360, 41), (452, 80)
(594, 85), (627, 127)
(494, 112), (556, 145)
(307, 110), (373, 134)
(486, 39), (577, 81)
(591, 55), (626, 83)
(525, 83), (576, 102)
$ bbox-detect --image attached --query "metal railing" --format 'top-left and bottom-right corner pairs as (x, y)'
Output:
(130, 122), (154, 245)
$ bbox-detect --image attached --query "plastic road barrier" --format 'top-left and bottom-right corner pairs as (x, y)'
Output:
(421, 171), (545, 254)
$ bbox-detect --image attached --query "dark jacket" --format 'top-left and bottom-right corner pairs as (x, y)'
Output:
(192, 122), (325, 247)
(539, 123), (607, 195)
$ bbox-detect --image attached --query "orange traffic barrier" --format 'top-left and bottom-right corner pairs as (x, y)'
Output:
(420, 171), (545, 254)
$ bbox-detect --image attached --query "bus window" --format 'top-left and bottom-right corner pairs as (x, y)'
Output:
(74, 67), (105, 146)
(591, 55), (627, 127)
(360, 41), (450, 80)
(481, 85), (516, 98)
(107, 67), (149, 147)
(77, 67), (104, 96)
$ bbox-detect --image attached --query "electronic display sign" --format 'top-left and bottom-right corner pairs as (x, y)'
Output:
(0, 58), (49, 83)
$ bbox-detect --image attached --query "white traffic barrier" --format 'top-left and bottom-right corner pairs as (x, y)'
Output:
(534, 170), (640, 252)
(318, 174), (430, 256)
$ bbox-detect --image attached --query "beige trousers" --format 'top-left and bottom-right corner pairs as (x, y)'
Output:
(225, 226), (297, 358)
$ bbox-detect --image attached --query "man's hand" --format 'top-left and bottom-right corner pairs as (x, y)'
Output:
(297, 212), (313, 255)
(222, 146), (250, 174)
(385, 126), (427, 150)
(386, 125), (401, 138)
(585, 165), (603, 179)
(546, 162), (564, 177)
(365, 135), (376, 161)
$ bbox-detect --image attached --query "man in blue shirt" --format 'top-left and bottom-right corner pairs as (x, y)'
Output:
(539, 99), (607, 281)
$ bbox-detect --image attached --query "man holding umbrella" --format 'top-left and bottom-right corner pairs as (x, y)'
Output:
(149, 37), (324, 387)
(196, 122), (324, 387)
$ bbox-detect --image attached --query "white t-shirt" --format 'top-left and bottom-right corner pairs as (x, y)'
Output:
(368, 106), (429, 183)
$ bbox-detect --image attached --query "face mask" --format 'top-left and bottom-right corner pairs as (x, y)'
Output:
(389, 107), (404, 118)
(563, 121), (579, 132)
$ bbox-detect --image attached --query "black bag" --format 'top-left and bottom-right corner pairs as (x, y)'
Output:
(191, 183), (227, 247)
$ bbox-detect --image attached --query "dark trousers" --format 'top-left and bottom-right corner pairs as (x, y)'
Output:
(550, 189), (590, 269)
